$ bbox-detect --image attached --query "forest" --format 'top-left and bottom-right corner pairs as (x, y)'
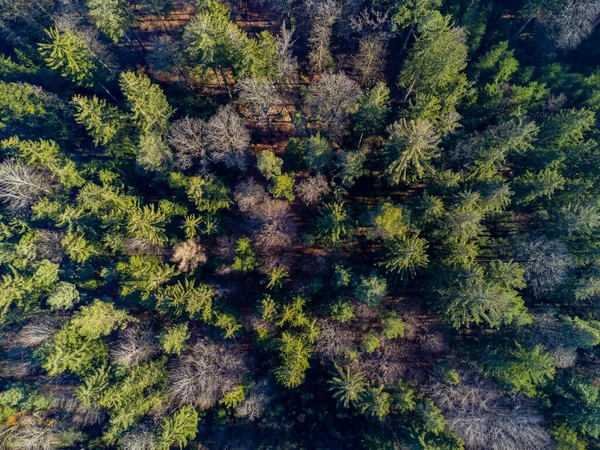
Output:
(1, 0), (600, 448)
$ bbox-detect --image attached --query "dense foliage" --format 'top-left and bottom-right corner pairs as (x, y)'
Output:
(1, 0), (600, 448)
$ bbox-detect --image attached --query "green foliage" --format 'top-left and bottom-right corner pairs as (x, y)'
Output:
(120, 71), (173, 134)
(47, 281), (80, 310)
(257, 150), (283, 180)
(354, 273), (387, 306)
(213, 312), (242, 338)
(1, 136), (85, 187)
(71, 299), (135, 340)
(155, 280), (213, 320)
(379, 234), (429, 280)
(72, 95), (123, 146)
(41, 323), (108, 376)
(484, 343), (556, 397)
(160, 323), (191, 355)
(99, 358), (168, 441)
(38, 28), (98, 87)
(304, 133), (333, 171)
(269, 173), (296, 200)
(367, 201), (409, 241)
(184, 175), (232, 214)
(362, 331), (380, 353)
(354, 82), (390, 138)
(382, 119), (440, 184)
(275, 331), (313, 388)
(87, 0), (131, 43)
(438, 269), (530, 329)
(328, 364), (367, 408)
(398, 12), (468, 130)
(313, 202), (354, 246)
(220, 385), (246, 408)
(381, 312), (405, 339)
(331, 300), (355, 323)
(360, 383), (390, 420)
(156, 405), (199, 450)
(231, 237), (258, 272)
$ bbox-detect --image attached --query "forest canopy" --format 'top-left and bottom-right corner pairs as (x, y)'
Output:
(1, 0), (600, 449)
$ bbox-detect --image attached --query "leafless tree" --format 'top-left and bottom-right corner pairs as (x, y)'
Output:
(169, 339), (249, 410)
(35, 230), (65, 263)
(276, 23), (299, 88)
(295, 174), (330, 206)
(253, 198), (289, 222)
(168, 117), (209, 171)
(110, 326), (158, 368)
(15, 317), (60, 348)
(237, 77), (282, 129)
(305, 72), (362, 140)
(308, 0), (342, 73)
(0, 160), (55, 210)
(236, 379), (272, 421)
(429, 370), (553, 450)
(352, 36), (386, 87)
(350, 8), (394, 41)
(146, 35), (180, 73)
(551, 346), (577, 368)
(121, 426), (158, 450)
(171, 239), (208, 273)
(315, 319), (355, 361)
(122, 237), (164, 256)
(206, 105), (251, 170)
(255, 214), (298, 251)
(3, 416), (62, 450)
(543, 0), (600, 50)
(234, 178), (268, 214)
(518, 236), (574, 298)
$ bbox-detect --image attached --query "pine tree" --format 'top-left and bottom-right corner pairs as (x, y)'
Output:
(72, 95), (123, 145)
(382, 119), (440, 184)
(328, 364), (367, 408)
(120, 71), (173, 134)
(86, 0), (131, 43)
(156, 405), (199, 450)
(38, 28), (98, 87)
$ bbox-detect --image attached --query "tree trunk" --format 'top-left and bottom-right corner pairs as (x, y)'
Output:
(399, 23), (416, 56)
(513, 16), (534, 40)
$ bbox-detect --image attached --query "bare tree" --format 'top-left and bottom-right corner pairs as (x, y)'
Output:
(236, 77), (282, 129)
(4, 416), (63, 450)
(110, 326), (158, 368)
(255, 213), (298, 251)
(236, 379), (272, 421)
(171, 239), (208, 273)
(295, 174), (330, 206)
(276, 23), (299, 88)
(206, 105), (251, 170)
(35, 230), (66, 263)
(305, 72), (362, 140)
(352, 36), (386, 87)
(122, 237), (164, 256)
(168, 117), (209, 171)
(543, 0), (600, 50)
(518, 236), (574, 298)
(0, 160), (55, 210)
(234, 178), (268, 214)
(429, 370), (553, 450)
(15, 316), (60, 348)
(308, 0), (342, 73)
(169, 340), (249, 410)
(121, 427), (157, 450)
(146, 35), (180, 73)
